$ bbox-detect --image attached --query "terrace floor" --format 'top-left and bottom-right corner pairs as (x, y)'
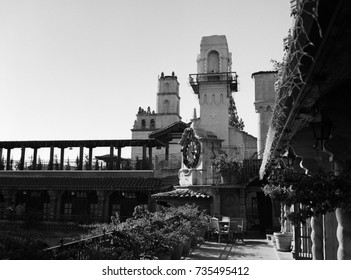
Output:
(183, 231), (293, 260)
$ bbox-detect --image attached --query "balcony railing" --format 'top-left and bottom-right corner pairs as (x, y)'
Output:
(189, 72), (238, 94)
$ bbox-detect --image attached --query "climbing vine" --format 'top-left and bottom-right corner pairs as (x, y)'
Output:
(260, 0), (321, 178)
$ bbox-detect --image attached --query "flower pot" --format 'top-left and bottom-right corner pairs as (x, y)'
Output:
(274, 232), (293, 252)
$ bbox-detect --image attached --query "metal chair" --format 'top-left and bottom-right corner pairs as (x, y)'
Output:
(210, 217), (230, 243)
(229, 218), (244, 242)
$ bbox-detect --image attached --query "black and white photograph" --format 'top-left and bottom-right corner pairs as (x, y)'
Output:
(0, 0), (350, 278)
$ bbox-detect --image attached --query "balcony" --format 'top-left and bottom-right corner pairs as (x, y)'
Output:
(189, 72), (238, 95)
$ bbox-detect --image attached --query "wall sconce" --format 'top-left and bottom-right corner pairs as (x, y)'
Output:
(281, 145), (296, 167)
(310, 113), (333, 150)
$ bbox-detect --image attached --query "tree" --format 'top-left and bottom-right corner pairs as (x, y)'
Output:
(37, 157), (42, 170)
(228, 94), (244, 130)
(54, 155), (60, 170)
(65, 158), (71, 170)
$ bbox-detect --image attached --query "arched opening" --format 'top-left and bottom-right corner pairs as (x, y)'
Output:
(141, 119), (146, 129)
(14, 190), (50, 221)
(164, 82), (169, 93)
(163, 99), (170, 114)
(207, 50), (220, 73)
(150, 119), (155, 129)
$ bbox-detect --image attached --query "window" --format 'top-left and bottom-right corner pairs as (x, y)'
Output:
(63, 203), (72, 215)
(141, 119), (146, 129)
(163, 99), (170, 114)
(150, 119), (155, 129)
(207, 50), (220, 73)
(111, 204), (120, 216)
(89, 203), (98, 216)
(124, 192), (136, 199)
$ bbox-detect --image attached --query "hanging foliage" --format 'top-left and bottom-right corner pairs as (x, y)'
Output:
(228, 94), (244, 130)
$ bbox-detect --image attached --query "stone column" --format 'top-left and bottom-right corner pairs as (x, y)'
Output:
(142, 145), (147, 169)
(311, 215), (324, 260)
(88, 147), (93, 170)
(6, 148), (11, 170)
(79, 146), (84, 170)
(109, 145), (114, 170)
(323, 211), (337, 259)
(49, 146), (54, 170)
(60, 148), (65, 170)
(336, 207), (351, 259)
(20, 147), (25, 170)
(117, 147), (121, 170)
(148, 146), (153, 169)
(33, 148), (38, 170)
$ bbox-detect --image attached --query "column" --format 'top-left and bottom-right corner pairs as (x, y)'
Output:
(6, 148), (11, 170)
(148, 146), (153, 169)
(0, 148), (3, 169)
(109, 145), (114, 170)
(20, 147), (25, 170)
(33, 148), (38, 170)
(311, 215), (324, 259)
(49, 146), (54, 170)
(142, 145), (147, 169)
(336, 207), (351, 259)
(60, 148), (65, 170)
(323, 212), (338, 259)
(88, 147), (93, 170)
(79, 146), (84, 170)
(117, 147), (121, 170)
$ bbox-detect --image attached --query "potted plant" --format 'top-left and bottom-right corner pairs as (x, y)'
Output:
(263, 164), (295, 251)
(213, 153), (243, 184)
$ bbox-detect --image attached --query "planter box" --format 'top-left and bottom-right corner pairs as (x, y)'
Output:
(274, 232), (293, 252)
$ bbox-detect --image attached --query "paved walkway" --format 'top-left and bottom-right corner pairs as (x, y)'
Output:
(183, 235), (293, 260)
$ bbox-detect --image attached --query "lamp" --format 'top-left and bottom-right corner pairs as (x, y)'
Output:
(281, 145), (296, 167)
(310, 113), (333, 149)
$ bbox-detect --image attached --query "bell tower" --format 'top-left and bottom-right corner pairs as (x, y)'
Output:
(189, 35), (238, 147)
(156, 71), (181, 128)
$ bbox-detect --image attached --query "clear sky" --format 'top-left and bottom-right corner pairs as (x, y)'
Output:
(0, 0), (292, 159)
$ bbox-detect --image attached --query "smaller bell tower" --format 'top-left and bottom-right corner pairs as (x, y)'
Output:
(156, 72), (181, 128)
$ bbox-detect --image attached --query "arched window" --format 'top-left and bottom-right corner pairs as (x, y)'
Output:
(163, 100), (170, 114)
(203, 94), (207, 104)
(150, 119), (155, 129)
(141, 119), (146, 129)
(164, 82), (169, 93)
(207, 50), (220, 73)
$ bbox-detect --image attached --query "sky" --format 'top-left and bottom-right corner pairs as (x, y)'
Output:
(0, 0), (292, 159)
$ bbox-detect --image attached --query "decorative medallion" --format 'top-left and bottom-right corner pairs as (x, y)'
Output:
(179, 128), (201, 169)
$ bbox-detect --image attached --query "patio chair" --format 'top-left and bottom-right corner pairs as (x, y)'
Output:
(210, 217), (230, 243)
(229, 218), (244, 242)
